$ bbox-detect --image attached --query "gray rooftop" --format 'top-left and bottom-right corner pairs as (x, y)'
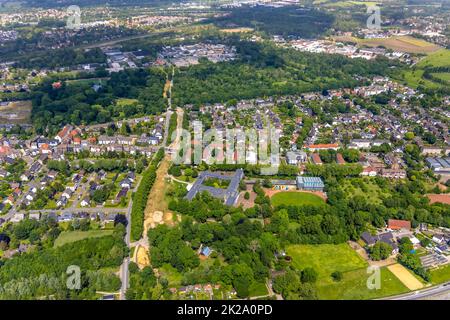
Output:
(185, 169), (244, 206)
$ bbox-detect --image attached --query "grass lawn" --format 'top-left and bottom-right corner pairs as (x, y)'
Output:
(271, 192), (325, 207)
(287, 244), (368, 278)
(286, 244), (409, 299)
(54, 230), (114, 248)
(401, 49), (450, 89)
(432, 73), (450, 82)
(430, 264), (450, 285)
(159, 263), (183, 286)
(417, 49), (450, 68)
(318, 266), (409, 299)
(249, 281), (269, 297)
(340, 178), (390, 204)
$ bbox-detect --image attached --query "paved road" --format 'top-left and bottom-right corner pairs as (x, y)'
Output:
(119, 197), (133, 300)
(385, 282), (450, 300)
(16, 207), (127, 214)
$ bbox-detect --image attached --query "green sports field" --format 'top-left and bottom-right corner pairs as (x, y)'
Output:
(286, 244), (410, 299)
(271, 191), (325, 207)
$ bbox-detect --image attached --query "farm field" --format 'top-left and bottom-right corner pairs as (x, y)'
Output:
(286, 244), (410, 299)
(322, 0), (379, 7)
(358, 36), (440, 54)
(333, 35), (441, 54)
(0, 100), (32, 124)
(54, 229), (114, 248)
(271, 191), (325, 207)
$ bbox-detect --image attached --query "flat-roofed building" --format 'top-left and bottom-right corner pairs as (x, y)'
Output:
(296, 176), (325, 192)
(426, 157), (450, 174)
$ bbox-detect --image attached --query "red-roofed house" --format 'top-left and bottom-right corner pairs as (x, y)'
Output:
(311, 153), (322, 165)
(55, 125), (72, 143)
(52, 81), (62, 89)
(388, 219), (411, 231)
(361, 166), (377, 177)
(336, 153), (346, 165)
(40, 143), (51, 154)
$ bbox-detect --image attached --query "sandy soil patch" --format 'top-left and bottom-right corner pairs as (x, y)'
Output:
(220, 27), (254, 33)
(388, 263), (424, 291)
(134, 244), (150, 269)
(143, 108), (184, 236)
(237, 185), (257, 209)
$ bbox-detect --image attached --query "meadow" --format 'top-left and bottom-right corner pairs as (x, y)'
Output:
(286, 244), (410, 299)
(54, 229), (115, 248)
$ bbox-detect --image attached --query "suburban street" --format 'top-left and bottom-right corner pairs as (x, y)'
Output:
(119, 197), (133, 300)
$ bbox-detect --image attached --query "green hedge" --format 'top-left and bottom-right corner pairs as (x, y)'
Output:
(130, 149), (165, 241)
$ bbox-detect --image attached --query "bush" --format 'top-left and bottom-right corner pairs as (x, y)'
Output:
(370, 242), (392, 261)
(331, 271), (343, 282)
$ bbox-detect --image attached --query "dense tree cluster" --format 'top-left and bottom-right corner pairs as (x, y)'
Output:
(130, 149), (164, 241)
(211, 5), (334, 39)
(0, 232), (127, 299)
(31, 68), (167, 136)
(171, 41), (399, 108)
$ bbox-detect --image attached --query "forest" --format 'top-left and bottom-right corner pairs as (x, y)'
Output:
(171, 41), (401, 107)
(0, 225), (127, 299)
(210, 5), (334, 39)
(31, 67), (167, 136)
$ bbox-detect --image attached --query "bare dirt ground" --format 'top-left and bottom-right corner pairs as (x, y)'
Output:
(388, 263), (424, 291)
(237, 185), (257, 209)
(134, 244), (150, 269)
(0, 100), (31, 124)
(264, 189), (328, 201)
(143, 158), (171, 235)
(143, 108), (184, 236)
